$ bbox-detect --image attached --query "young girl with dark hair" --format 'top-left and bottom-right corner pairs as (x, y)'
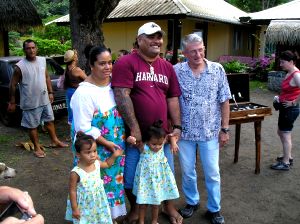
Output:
(65, 132), (123, 224)
(127, 120), (179, 224)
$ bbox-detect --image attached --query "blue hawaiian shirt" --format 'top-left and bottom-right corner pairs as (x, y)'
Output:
(173, 59), (231, 141)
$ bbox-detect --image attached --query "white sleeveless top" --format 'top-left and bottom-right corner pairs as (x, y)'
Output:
(16, 56), (50, 110)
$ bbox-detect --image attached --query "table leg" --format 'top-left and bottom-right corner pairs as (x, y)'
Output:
(234, 124), (241, 163)
(254, 121), (262, 174)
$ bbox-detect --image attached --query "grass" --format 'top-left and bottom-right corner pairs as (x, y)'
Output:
(250, 80), (268, 91)
(0, 134), (24, 165)
(0, 134), (15, 144)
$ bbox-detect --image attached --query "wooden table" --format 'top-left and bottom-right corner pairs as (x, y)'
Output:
(229, 111), (271, 174)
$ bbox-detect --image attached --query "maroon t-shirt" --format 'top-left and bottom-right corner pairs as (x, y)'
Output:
(111, 52), (181, 134)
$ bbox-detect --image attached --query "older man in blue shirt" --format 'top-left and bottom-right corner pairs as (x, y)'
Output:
(174, 34), (231, 224)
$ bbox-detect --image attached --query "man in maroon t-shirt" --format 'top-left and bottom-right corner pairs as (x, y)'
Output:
(112, 22), (182, 224)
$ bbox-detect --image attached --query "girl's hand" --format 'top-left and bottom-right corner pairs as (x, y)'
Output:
(168, 135), (179, 154)
(127, 136), (136, 145)
(170, 143), (179, 154)
(72, 208), (81, 220)
(113, 148), (124, 157)
(105, 141), (121, 153)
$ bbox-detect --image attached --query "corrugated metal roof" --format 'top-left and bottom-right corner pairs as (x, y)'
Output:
(247, 0), (300, 21)
(46, 0), (248, 25)
(181, 0), (247, 24)
(107, 0), (188, 18)
(45, 14), (69, 25)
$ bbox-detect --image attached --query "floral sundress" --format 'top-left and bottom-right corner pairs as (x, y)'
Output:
(65, 160), (113, 224)
(133, 144), (179, 205)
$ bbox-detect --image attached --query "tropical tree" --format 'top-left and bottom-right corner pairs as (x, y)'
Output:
(226, 0), (290, 12)
(31, 0), (69, 18)
(69, 0), (121, 68)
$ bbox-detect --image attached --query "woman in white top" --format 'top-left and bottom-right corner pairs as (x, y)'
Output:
(70, 46), (127, 221)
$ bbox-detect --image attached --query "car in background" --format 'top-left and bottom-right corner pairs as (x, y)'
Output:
(0, 56), (67, 126)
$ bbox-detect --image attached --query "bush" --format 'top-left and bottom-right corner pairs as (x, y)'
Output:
(219, 55), (275, 81)
(221, 60), (249, 73)
(10, 37), (71, 57)
(33, 38), (71, 56)
(249, 56), (275, 81)
(32, 24), (71, 42)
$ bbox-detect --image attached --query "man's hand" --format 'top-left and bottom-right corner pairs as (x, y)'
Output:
(169, 128), (181, 140)
(0, 186), (44, 224)
(48, 93), (54, 104)
(7, 102), (16, 113)
(130, 129), (144, 151)
(219, 132), (229, 148)
(1, 214), (44, 224)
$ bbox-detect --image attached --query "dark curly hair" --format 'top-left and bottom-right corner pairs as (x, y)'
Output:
(74, 131), (95, 153)
(143, 120), (166, 142)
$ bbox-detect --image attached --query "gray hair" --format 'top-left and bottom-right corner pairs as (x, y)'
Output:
(182, 34), (203, 50)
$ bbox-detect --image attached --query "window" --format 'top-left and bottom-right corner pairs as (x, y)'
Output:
(233, 28), (242, 50)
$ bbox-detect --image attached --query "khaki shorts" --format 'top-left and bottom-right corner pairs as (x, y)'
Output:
(21, 104), (54, 129)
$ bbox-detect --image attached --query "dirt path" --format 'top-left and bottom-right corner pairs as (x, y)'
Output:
(1, 88), (300, 224)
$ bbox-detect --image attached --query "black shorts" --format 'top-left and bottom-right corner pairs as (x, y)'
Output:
(278, 105), (300, 131)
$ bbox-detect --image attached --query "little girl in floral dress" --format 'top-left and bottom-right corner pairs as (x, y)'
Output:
(127, 120), (179, 224)
(65, 132), (123, 224)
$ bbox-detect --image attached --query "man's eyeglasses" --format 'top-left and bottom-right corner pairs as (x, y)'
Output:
(188, 48), (205, 56)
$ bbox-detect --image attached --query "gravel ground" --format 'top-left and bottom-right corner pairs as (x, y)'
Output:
(1, 88), (300, 224)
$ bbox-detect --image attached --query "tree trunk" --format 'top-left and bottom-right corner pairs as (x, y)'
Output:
(69, 0), (120, 69)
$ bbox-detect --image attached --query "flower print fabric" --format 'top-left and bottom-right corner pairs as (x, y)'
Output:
(133, 145), (179, 205)
(91, 106), (127, 218)
(173, 60), (231, 141)
(65, 160), (113, 224)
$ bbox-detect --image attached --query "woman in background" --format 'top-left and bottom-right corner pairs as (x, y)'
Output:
(271, 50), (300, 171)
(63, 49), (87, 125)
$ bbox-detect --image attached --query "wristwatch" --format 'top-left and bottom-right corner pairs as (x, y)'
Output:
(221, 127), (230, 134)
(173, 125), (182, 131)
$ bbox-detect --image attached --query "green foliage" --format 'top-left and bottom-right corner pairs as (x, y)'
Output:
(222, 60), (249, 73)
(8, 32), (21, 45)
(33, 38), (71, 56)
(250, 80), (267, 90)
(227, 0), (290, 12)
(31, 0), (69, 18)
(9, 36), (71, 56)
(8, 1), (71, 57)
(32, 24), (71, 42)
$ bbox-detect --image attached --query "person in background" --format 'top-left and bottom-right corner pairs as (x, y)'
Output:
(271, 50), (300, 171)
(174, 34), (231, 224)
(0, 186), (44, 224)
(117, 49), (129, 61)
(70, 46), (127, 222)
(112, 22), (183, 224)
(127, 120), (179, 224)
(83, 44), (94, 75)
(8, 39), (68, 158)
(63, 49), (87, 125)
(65, 132), (123, 224)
